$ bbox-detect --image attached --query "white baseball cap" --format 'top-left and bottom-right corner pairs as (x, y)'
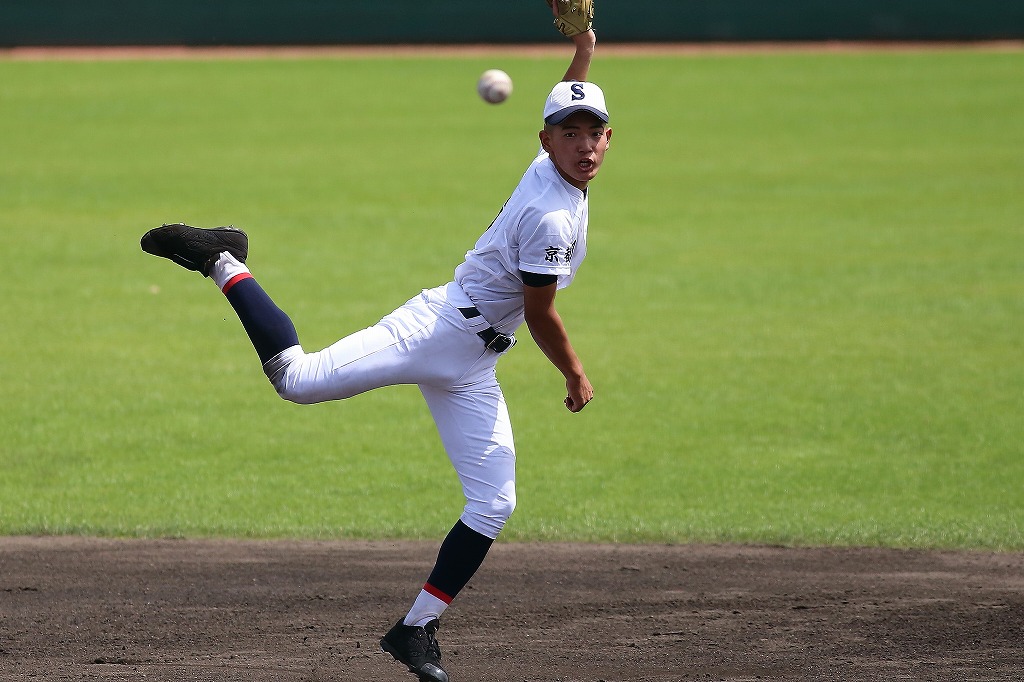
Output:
(543, 81), (610, 125)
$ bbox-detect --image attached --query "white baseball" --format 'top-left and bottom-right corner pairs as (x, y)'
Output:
(477, 69), (513, 104)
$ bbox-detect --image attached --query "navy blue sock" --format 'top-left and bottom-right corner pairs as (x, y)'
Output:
(223, 276), (300, 365)
(424, 520), (495, 602)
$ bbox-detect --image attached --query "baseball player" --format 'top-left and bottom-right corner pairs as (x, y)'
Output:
(141, 3), (607, 681)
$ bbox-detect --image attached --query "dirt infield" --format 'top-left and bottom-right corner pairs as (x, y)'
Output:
(1, 538), (1022, 681)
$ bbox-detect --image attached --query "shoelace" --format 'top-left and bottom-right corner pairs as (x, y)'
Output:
(422, 628), (442, 662)
(428, 636), (442, 662)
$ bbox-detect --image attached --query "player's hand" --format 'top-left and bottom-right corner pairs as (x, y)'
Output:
(547, 0), (595, 40)
(564, 374), (594, 413)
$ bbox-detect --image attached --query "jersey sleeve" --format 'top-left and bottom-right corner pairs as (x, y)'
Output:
(518, 209), (575, 277)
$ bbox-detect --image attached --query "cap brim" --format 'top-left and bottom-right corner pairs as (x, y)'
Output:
(544, 105), (609, 125)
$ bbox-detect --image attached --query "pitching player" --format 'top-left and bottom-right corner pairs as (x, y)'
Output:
(141, 4), (607, 681)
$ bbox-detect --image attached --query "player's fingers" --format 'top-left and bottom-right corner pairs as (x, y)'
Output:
(565, 393), (592, 413)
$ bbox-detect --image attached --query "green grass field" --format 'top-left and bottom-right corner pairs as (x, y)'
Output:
(1, 48), (1021, 549)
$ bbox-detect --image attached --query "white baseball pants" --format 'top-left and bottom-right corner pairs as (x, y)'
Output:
(262, 282), (516, 539)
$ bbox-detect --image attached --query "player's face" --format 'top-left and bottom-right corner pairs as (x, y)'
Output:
(540, 111), (612, 191)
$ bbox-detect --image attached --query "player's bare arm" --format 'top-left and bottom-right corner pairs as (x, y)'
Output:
(523, 279), (594, 413)
(562, 30), (596, 82)
(549, 0), (595, 81)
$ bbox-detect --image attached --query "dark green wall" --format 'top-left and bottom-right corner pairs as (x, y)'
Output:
(2, 0), (1023, 47)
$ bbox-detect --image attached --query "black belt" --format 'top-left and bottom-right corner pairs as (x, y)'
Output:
(458, 307), (516, 353)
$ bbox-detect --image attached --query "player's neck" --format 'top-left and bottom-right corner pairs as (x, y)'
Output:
(553, 165), (590, 193)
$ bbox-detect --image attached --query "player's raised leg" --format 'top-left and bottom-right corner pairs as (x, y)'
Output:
(141, 223), (301, 370)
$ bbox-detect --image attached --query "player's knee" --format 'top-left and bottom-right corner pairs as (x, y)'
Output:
(490, 489), (517, 526)
(273, 380), (320, 405)
(276, 375), (363, 404)
(462, 483), (516, 539)
(271, 369), (318, 404)
(266, 347), (353, 404)
(264, 346), (317, 404)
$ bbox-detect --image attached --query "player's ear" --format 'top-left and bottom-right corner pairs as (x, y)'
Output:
(539, 129), (553, 153)
(604, 127), (613, 148)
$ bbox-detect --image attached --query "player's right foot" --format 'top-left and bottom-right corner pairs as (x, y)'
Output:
(140, 223), (248, 277)
(380, 618), (449, 682)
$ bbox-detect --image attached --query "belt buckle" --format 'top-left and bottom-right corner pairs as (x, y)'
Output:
(486, 333), (516, 353)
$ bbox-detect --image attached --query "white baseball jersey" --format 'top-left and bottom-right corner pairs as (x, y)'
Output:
(454, 149), (589, 334)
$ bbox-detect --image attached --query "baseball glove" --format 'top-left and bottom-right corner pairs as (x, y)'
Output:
(546, 0), (594, 37)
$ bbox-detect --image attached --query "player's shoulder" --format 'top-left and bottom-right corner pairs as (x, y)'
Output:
(501, 151), (582, 227)
(521, 181), (573, 222)
(508, 157), (561, 207)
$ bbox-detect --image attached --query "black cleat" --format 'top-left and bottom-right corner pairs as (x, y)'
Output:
(140, 223), (248, 277)
(380, 618), (449, 682)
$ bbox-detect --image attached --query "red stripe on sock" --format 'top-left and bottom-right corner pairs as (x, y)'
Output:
(423, 583), (454, 605)
(222, 272), (253, 294)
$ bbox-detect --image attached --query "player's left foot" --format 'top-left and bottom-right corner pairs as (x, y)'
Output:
(380, 618), (449, 682)
(140, 223), (248, 277)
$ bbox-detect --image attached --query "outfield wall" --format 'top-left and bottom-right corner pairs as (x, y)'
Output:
(2, 0), (1023, 47)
